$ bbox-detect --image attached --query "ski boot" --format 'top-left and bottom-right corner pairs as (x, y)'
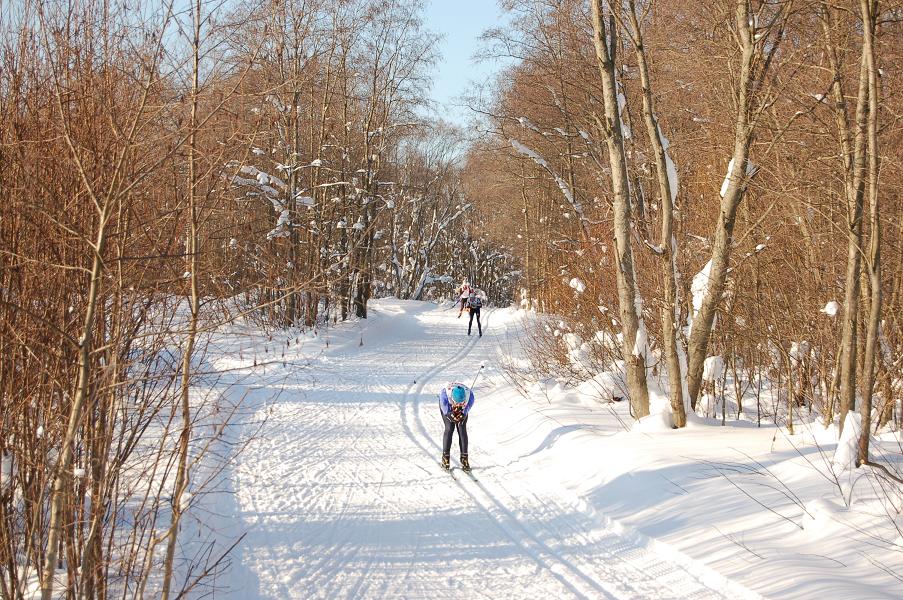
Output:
(460, 454), (471, 473)
(441, 453), (450, 471)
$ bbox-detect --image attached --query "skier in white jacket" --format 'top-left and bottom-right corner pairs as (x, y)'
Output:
(456, 279), (472, 318)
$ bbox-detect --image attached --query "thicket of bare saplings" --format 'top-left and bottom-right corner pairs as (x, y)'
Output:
(468, 0), (900, 455)
(0, 0), (513, 597)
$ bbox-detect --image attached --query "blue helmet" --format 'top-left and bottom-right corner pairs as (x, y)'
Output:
(451, 385), (466, 404)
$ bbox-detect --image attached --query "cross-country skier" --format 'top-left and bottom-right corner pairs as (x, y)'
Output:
(438, 382), (474, 471)
(456, 279), (472, 318)
(466, 290), (482, 337)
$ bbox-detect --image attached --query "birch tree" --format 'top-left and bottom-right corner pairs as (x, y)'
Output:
(590, 0), (650, 418)
(621, 0), (687, 426)
(685, 0), (790, 409)
(857, 0), (882, 464)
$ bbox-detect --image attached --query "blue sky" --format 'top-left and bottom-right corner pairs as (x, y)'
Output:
(422, 0), (508, 126)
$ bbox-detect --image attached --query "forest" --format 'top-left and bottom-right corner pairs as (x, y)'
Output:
(1, 0), (900, 598)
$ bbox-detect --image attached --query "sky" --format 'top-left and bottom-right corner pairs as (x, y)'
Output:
(421, 0), (509, 126)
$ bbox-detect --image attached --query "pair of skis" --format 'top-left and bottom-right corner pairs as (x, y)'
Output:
(443, 464), (477, 481)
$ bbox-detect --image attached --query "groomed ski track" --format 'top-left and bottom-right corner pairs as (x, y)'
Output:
(212, 300), (758, 600)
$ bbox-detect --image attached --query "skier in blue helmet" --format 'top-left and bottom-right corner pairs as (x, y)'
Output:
(438, 381), (475, 471)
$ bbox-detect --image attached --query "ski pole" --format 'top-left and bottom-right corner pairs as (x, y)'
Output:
(469, 364), (484, 392)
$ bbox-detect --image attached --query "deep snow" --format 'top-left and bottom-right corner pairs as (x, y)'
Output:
(196, 299), (901, 599)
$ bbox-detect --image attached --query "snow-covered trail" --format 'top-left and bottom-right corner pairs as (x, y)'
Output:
(213, 300), (748, 599)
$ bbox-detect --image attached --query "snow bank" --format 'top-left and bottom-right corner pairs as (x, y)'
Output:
(633, 410), (674, 432)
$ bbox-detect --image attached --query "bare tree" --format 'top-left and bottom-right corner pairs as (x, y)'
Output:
(36, 3), (176, 595)
(621, 0), (686, 426)
(590, 0), (650, 418)
(160, 1), (203, 596)
(857, 0), (882, 464)
(686, 0), (790, 410)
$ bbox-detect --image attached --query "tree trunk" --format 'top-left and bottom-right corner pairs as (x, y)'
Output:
(161, 3), (201, 595)
(857, 0), (881, 464)
(626, 0), (685, 427)
(590, 0), (650, 419)
(41, 214), (109, 600)
(686, 0), (757, 409)
(837, 32), (871, 435)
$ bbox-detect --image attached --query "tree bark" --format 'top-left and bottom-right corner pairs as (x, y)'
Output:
(161, 2), (201, 596)
(41, 210), (110, 600)
(857, 0), (881, 464)
(686, 0), (758, 409)
(626, 0), (686, 427)
(590, 0), (650, 419)
(836, 17), (872, 434)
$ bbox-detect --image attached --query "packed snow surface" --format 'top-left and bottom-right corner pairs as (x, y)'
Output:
(197, 300), (901, 599)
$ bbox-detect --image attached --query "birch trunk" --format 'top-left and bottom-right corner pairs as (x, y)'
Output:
(590, 0), (650, 419)
(857, 0), (881, 463)
(686, 0), (757, 408)
(626, 0), (685, 427)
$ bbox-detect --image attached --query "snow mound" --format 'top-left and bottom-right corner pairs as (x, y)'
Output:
(833, 412), (862, 472)
(632, 390), (675, 432)
(801, 497), (847, 538)
(633, 410), (674, 432)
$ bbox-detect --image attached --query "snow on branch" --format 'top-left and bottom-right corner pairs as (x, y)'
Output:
(720, 158), (759, 197)
(316, 181), (353, 188)
(438, 203), (470, 231)
(230, 166), (294, 241)
(509, 138), (585, 222)
(232, 175), (259, 188)
(516, 116), (542, 134)
(657, 121), (678, 205)
(617, 93), (631, 139)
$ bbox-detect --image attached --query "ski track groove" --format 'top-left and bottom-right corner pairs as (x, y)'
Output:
(403, 310), (738, 600)
(399, 311), (618, 598)
(403, 311), (621, 599)
(226, 302), (745, 599)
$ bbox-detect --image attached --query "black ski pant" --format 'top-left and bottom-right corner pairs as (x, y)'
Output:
(441, 410), (469, 456)
(468, 308), (482, 335)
